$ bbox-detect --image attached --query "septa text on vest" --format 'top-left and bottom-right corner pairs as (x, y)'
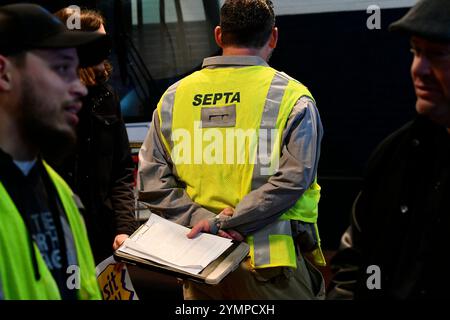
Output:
(193, 92), (240, 106)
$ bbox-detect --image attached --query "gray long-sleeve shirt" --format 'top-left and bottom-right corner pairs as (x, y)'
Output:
(138, 56), (323, 236)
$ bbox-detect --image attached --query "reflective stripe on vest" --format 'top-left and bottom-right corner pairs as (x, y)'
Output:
(249, 72), (326, 268)
(0, 162), (101, 300)
(252, 72), (289, 189)
(248, 72), (300, 269)
(253, 220), (291, 266)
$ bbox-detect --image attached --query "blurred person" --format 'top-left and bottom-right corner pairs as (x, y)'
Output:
(0, 3), (110, 299)
(329, 0), (450, 299)
(51, 8), (138, 264)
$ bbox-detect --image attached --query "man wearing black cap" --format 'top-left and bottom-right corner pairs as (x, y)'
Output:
(0, 4), (110, 299)
(343, 0), (450, 299)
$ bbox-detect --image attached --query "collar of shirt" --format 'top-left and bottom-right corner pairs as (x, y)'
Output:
(13, 159), (37, 176)
(202, 55), (269, 69)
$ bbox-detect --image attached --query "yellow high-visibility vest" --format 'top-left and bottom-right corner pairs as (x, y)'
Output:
(0, 162), (101, 299)
(157, 63), (325, 268)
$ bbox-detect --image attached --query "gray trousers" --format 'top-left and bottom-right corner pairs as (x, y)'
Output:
(183, 256), (325, 300)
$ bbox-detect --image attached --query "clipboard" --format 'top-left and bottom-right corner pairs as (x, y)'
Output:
(114, 239), (249, 285)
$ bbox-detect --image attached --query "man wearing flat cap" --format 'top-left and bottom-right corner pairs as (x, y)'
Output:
(0, 4), (110, 299)
(332, 0), (450, 299)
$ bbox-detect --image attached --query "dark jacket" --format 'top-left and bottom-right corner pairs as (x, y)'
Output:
(55, 83), (138, 263)
(352, 116), (450, 299)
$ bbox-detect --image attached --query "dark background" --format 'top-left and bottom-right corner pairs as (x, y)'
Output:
(270, 9), (416, 248)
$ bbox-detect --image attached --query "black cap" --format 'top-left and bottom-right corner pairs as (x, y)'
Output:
(0, 3), (111, 67)
(390, 0), (450, 42)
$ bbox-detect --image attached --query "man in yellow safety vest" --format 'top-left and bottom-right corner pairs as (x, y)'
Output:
(0, 3), (110, 299)
(138, 0), (325, 299)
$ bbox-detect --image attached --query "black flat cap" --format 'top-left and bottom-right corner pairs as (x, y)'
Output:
(0, 3), (111, 67)
(390, 0), (450, 42)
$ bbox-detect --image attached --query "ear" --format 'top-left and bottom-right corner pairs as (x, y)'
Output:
(0, 55), (13, 92)
(214, 26), (224, 48)
(268, 27), (278, 49)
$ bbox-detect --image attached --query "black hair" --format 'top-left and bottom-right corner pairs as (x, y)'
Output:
(220, 0), (275, 48)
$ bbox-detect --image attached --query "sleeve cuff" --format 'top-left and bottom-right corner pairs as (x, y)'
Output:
(208, 217), (221, 235)
(189, 207), (217, 227)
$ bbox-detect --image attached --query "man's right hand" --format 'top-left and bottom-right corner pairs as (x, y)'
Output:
(187, 220), (212, 239)
(186, 220), (237, 239)
(218, 207), (244, 241)
(187, 207), (244, 241)
(223, 229), (244, 241)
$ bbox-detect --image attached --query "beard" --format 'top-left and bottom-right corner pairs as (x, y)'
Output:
(18, 78), (77, 163)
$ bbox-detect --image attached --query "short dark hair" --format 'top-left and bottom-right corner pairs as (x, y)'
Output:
(220, 0), (275, 49)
